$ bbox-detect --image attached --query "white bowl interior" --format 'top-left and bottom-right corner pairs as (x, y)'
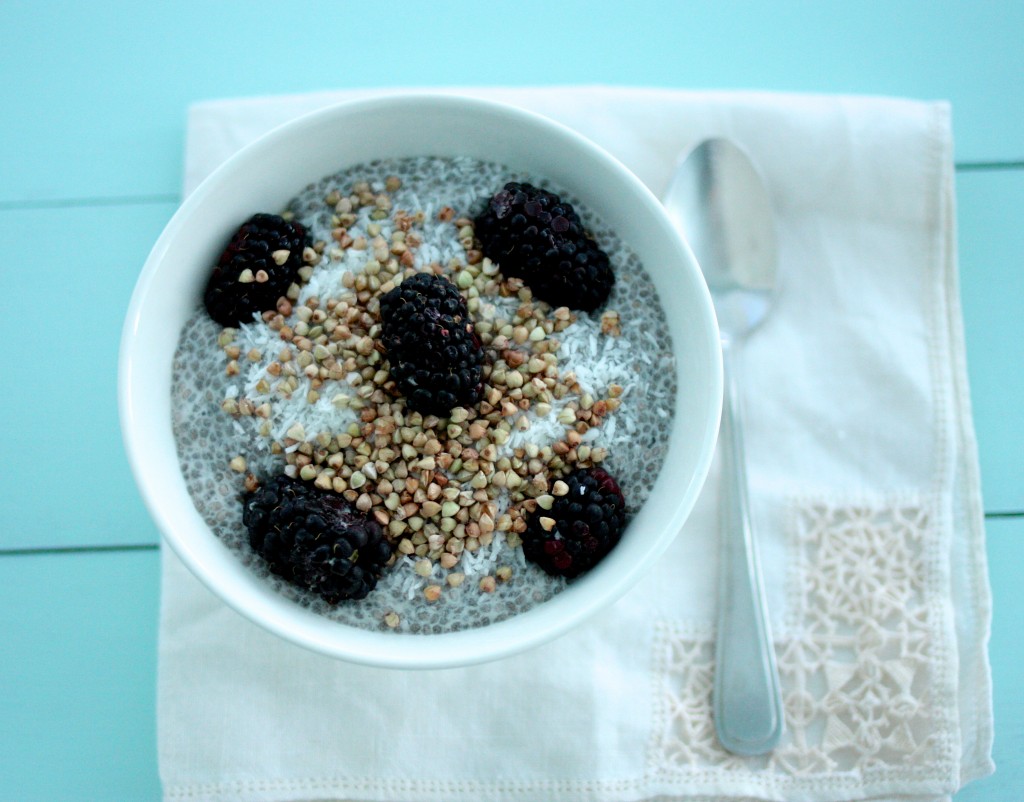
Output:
(119, 95), (721, 669)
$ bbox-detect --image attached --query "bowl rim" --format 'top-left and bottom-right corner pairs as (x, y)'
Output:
(118, 92), (722, 669)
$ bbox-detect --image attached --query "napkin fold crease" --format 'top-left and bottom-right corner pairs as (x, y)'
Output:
(160, 86), (992, 802)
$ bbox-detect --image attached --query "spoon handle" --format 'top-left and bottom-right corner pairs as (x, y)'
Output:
(713, 345), (784, 755)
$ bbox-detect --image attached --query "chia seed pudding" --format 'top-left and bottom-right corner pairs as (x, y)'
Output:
(171, 156), (676, 634)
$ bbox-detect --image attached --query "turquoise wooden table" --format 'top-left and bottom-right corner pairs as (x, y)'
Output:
(1, 2), (1020, 799)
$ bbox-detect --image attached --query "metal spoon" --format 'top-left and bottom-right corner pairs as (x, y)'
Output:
(663, 138), (784, 756)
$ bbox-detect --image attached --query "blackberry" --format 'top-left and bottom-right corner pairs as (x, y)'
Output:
(203, 213), (309, 327)
(522, 467), (627, 578)
(378, 272), (484, 416)
(474, 182), (614, 312)
(243, 475), (391, 603)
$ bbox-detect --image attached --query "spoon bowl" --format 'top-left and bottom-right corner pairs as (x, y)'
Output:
(663, 139), (777, 341)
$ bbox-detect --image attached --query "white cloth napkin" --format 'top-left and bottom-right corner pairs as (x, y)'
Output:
(159, 87), (993, 802)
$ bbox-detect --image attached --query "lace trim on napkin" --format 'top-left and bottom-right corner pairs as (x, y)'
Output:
(647, 497), (960, 798)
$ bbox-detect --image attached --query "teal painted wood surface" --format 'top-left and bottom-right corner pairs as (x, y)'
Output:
(0, 549), (162, 801)
(0, 203), (175, 551)
(957, 170), (1024, 513)
(1, 0), (1022, 204)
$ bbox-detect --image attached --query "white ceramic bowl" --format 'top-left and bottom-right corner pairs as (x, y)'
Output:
(119, 94), (721, 669)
